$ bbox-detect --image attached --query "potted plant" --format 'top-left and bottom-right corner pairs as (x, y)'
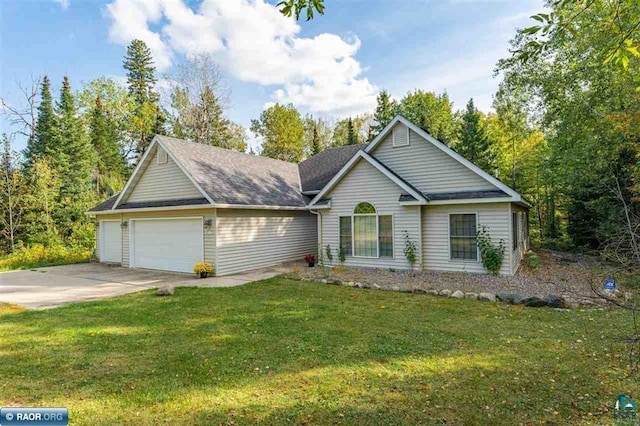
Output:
(304, 254), (316, 267)
(193, 262), (214, 278)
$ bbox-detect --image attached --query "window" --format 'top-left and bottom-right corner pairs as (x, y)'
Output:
(524, 212), (529, 246)
(392, 124), (410, 147)
(354, 202), (376, 214)
(339, 217), (352, 256)
(450, 214), (477, 261)
(378, 215), (393, 257)
(157, 149), (168, 164)
(512, 212), (519, 250)
(354, 214), (377, 257)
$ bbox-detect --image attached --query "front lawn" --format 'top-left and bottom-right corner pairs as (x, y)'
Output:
(0, 278), (636, 424)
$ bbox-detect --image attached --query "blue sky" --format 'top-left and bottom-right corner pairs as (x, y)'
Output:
(1, 0), (543, 152)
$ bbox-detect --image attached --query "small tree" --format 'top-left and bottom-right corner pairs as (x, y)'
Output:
(325, 244), (333, 264)
(0, 134), (25, 252)
(476, 225), (505, 275)
(403, 230), (418, 269)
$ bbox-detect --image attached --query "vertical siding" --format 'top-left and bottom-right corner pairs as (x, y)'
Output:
(127, 146), (203, 203)
(320, 159), (421, 270)
(106, 209), (216, 270)
(216, 209), (317, 276)
(371, 123), (497, 193)
(422, 202), (512, 275)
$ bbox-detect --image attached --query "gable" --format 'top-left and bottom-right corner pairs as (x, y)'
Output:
(125, 145), (203, 204)
(325, 157), (405, 203)
(370, 122), (498, 194)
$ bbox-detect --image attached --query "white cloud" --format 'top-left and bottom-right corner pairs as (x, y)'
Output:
(54, 0), (70, 10)
(104, 0), (377, 116)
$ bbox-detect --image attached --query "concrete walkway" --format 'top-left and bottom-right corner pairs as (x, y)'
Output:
(0, 262), (293, 310)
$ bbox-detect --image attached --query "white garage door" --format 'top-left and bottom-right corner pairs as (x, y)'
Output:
(131, 218), (203, 273)
(100, 220), (122, 263)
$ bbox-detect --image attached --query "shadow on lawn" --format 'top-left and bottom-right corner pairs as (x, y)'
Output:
(0, 280), (630, 424)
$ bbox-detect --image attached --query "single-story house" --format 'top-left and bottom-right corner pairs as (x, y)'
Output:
(88, 115), (530, 276)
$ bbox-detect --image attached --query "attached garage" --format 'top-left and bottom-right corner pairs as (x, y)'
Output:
(130, 218), (204, 273)
(99, 220), (122, 263)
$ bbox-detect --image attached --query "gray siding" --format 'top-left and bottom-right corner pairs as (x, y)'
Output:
(127, 146), (203, 203)
(371, 123), (497, 193)
(422, 202), (512, 275)
(319, 159), (421, 270)
(216, 209), (317, 276)
(510, 203), (529, 274)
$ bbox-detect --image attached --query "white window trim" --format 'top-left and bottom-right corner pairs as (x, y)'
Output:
(392, 125), (410, 147)
(157, 148), (168, 164)
(99, 219), (121, 263)
(343, 202), (395, 259)
(512, 212), (519, 252)
(447, 212), (480, 263)
(378, 214), (395, 259)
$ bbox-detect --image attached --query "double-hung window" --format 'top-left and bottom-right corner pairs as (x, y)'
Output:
(339, 202), (393, 258)
(512, 212), (519, 250)
(450, 213), (477, 261)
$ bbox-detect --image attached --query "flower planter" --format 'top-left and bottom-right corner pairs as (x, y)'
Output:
(199, 272), (209, 278)
(307, 262), (315, 267)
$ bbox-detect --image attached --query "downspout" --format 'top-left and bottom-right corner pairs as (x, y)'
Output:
(309, 209), (322, 258)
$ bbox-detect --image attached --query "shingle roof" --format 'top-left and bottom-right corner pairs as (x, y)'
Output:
(157, 135), (307, 207)
(298, 144), (367, 192)
(88, 195), (118, 212)
(423, 190), (509, 201)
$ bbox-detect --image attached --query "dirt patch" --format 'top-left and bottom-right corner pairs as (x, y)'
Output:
(292, 250), (627, 300)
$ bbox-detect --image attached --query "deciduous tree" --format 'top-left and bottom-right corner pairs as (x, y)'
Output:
(251, 103), (305, 162)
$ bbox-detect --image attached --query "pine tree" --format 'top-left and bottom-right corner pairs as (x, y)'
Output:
(310, 123), (321, 155)
(370, 90), (397, 138)
(123, 39), (161, 157)
(89, 96), (126, 187)
(457, 98), (495, 172)
(346, 117), (357, 145)
(27, 76), (56, 167)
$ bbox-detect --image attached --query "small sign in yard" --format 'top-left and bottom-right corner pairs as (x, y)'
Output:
(604, 278), (616, 292)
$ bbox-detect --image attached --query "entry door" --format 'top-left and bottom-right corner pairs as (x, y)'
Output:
(100, 221), (122, 263)
(131, 218), (203, 273)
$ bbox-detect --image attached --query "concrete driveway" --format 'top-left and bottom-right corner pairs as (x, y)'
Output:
(0, 262), (291, 309)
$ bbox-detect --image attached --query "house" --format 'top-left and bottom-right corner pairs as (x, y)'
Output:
(88, 115), (530, 276)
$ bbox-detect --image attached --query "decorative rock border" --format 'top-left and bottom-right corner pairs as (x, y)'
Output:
(302, 277), (604, 309)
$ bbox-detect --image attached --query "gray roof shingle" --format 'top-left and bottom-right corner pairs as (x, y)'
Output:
(423, 190), (509, 200)
(158, 135), (308, 207)
(298, 144), (366, 192)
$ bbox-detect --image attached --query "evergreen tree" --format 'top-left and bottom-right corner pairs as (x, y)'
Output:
(89, 95), (126, 192)
(27, 76), (56, 167)
(310, 123), (321, 155)
(457, 98), (495, 172)
(346, 117), (357, 145)
(123, 39), (161, 157)
(371, 90), (397, 137)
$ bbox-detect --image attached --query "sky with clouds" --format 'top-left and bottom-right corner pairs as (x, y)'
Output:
(1, 0), (544, 151)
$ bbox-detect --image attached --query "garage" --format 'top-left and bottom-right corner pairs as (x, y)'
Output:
(130, 218), (203, 273)
(100, 220), (122, 263)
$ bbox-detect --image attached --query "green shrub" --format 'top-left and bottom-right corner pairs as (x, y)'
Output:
(403, 230), (418, 268)
(0, 244), (92, 271)
(338, 246), (346, 264)
(325, 244), (333, 264)
(476, 225), (505, 275)
(524, 251), (541, 270)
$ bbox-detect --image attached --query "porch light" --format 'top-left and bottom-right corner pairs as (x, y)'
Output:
(120, 220), (128, 228)
(204, 219), (213, 230)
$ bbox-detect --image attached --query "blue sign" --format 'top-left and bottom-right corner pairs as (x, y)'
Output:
(0, 407), (68, 426)
(604, 278), (616, 291)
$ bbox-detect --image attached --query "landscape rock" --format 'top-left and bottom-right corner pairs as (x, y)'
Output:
(412, 288), (427, 294)
(400, 288), (413, 293)
(562, 296), (579, 309)
(321, 279), (329, 284)
(581, 298), (596, 307)
(156, 286), (174, 296)
(522, 297), (547, 307)
(451, 290), (465, 299)
(427, 290), (440, 296)
(478, 293), (497, 302)
(439, 289), (452, 297)
(464, 292), (478, 300)
(373, 283), (381, 289)
(544, 295), (564, 308)
(345, 281), (355, 287)
(391, 285), (400, 291)
(496, 292), (522, 305)
(354, 282), (363, 288)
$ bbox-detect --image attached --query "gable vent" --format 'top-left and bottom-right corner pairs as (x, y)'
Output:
(157, 148), (168, 164)
(392, 124), (409, 147)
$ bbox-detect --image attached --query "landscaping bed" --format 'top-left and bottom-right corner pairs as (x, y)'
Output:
(293, 250), (636, 308)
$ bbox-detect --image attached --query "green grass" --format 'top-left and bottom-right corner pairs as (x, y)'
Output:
(0, 278), (637, 425)
(0, 244), (92, 271)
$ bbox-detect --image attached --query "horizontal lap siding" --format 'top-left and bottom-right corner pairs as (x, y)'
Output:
(422, 203), (511, 275)
(128, 146), (203, 202)
(511, 204), (528, 274)
(320, 160), (420, 270)
(372, 124), (497, 193)
(216, 209), (317, 276)
(96, 209), (216, 270)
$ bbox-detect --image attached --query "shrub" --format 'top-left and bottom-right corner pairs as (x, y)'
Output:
(193, 262), (214, 274)
(403, 231), (418, 268)
(325, 244), (333, 263)
(303, 254), (316, 265)
(0, 244), (92, 271)
(338, 246), (346, 264)
(524, 251), (541, 270)
(476, 225), (505, 275)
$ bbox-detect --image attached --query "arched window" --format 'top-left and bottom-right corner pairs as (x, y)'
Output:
(339, 202), (393, 258)
(354, 202), (376, 215)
